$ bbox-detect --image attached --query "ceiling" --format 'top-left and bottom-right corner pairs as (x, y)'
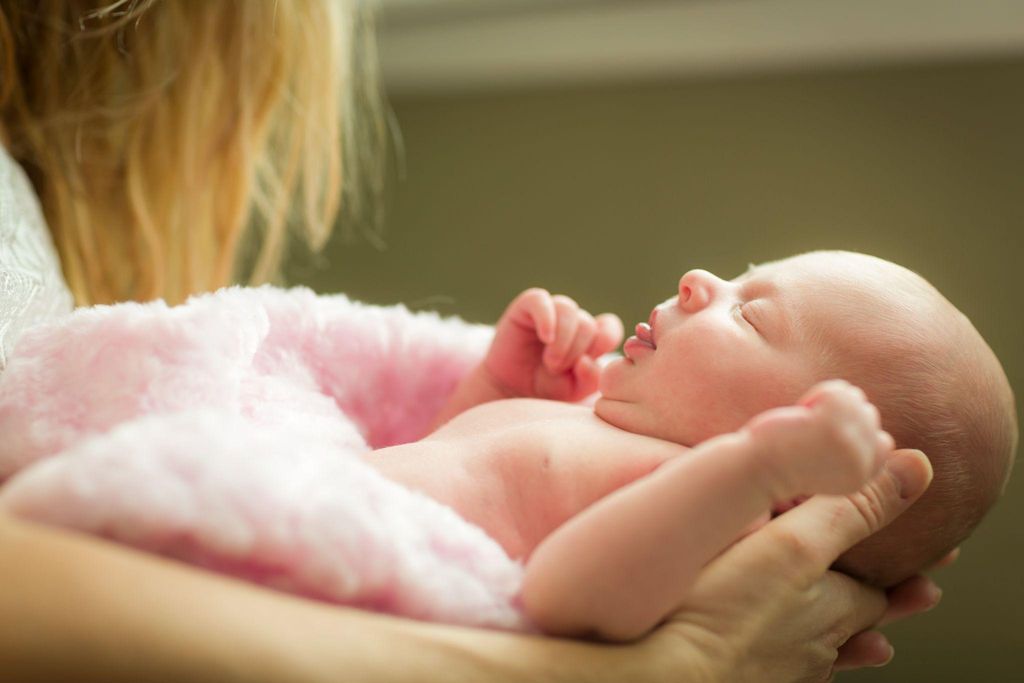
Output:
(375, 0), (1024, 95)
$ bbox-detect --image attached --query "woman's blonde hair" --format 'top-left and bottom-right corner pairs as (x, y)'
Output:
(0, 0), (384, 305)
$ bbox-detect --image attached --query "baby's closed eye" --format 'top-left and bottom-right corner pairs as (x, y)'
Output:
(736, 301), (760, 333)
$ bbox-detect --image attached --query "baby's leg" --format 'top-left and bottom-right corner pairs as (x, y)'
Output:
(521, 380), (892, 642)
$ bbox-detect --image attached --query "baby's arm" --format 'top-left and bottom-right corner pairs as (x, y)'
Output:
(521, 381), (893, 642)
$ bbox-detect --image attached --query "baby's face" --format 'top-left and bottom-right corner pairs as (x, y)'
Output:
(596, 253), (865, 445)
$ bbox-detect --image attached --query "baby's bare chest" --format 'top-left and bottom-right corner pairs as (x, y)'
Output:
(371, 400), (683, 558)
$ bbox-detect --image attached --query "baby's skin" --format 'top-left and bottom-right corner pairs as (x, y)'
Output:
(370, 384), (888, 641)
(363, 253), (903, 641)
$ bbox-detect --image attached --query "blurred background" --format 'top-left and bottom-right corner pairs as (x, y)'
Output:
(286, 1), (1024, 679)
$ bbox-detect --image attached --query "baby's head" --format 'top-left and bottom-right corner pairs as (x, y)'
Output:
(597, 250), (1017, 586)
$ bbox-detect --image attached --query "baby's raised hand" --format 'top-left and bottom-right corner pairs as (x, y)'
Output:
(483, 288), (623, 402)
(743, 380), (895, 500)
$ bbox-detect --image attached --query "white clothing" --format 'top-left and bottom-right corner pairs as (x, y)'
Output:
(0, 146), (75, 372)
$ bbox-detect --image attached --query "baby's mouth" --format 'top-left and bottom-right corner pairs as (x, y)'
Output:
(635, 322), (656, 349)
(637, 308), (657, 349)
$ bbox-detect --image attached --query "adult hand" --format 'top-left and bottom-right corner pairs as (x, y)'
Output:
(640, 448), (938, 683)
(0, 449), (943, 683)
(831, 546), (955, 673)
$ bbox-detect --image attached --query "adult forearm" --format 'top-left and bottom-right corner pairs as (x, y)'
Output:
(0, 512), (319, 682)
(0, 513), (657, 683)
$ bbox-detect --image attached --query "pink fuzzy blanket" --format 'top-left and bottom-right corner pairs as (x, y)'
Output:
(0, 286), (531, 631)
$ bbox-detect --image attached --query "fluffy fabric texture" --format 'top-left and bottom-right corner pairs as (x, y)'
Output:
(0, 286), (531, 631)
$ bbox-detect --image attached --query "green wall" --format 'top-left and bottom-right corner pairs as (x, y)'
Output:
(289, 58), (1024, 681)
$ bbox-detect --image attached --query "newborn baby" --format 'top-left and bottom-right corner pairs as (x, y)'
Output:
(363, 250), (1017, 641)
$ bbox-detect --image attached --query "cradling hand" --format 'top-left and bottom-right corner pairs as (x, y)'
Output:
(639, 448), (946, 683)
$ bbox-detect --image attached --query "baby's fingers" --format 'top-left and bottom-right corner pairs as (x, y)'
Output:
(543, 296), (581, 371)
(551, 311), (597, 374)
(588, 313), (624, 358)
(509, 288), (556, 344)
(570, 355), (601, 400)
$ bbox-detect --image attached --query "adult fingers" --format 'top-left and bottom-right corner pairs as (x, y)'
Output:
(818, 570), (889, 650)
(833, 630), (894, 671)
(757, 449), (932, 586)
(932, 547), (960, 569)
(817, 571), (891, 672)
(876, 574), (942, 627)
(828, 566), (942, 672)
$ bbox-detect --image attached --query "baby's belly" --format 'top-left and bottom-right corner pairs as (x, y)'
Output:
(364, 400), (683, 559)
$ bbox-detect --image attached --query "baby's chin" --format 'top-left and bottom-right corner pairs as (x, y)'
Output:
(592, 394), (626, 429)
(593, 399), (703, 448)
(593, 395), (659, 439)
(596, 353), (629, 396)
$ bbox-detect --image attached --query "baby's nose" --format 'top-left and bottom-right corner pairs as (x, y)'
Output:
(678, 269), (719, 313)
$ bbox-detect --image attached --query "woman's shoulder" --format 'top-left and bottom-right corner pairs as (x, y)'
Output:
(0, 145), (74, 372)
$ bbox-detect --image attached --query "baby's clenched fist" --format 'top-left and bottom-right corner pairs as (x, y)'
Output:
(743, 379), (895, 500)
(483, 288), (623, 402)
